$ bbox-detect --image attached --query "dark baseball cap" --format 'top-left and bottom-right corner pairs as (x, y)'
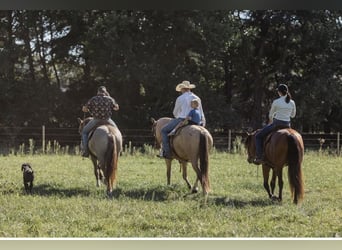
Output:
(277, 84), (288, 93)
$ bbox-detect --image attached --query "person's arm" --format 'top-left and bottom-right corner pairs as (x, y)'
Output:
(198, 99), (206, 126)
(290, 101), (296, 118)
(268, 100), (276, 123)
(173, 96), (182, 118)
(110, 97), (119, 111)
(82, 98), (92, 113)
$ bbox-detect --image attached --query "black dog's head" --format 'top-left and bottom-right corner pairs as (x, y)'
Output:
(21, 163), (33, 173)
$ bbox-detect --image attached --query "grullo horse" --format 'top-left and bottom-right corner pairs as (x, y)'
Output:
(78, 117), (122, 197)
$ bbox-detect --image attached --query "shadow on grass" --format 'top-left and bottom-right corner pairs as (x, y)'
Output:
(24, 183), (275, 208)
(31, 184), (92, 197)
(210, 196), (276, 208)
(112, 184), (187, 202)
(30, 183), (183, 201)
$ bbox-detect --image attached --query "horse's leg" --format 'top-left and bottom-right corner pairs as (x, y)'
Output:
(190, 160), (201, 194)
(270, 169), (277, 199)
(262, 165), (273, 199)
(165, 159), (172, 185)
(191, 178), (200, 194)
(91, 156), (101, 187)
(277, 168), (284, 202)
(180, 161), (192, 190)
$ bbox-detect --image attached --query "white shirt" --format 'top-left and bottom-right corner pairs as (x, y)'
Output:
(173, 91), (205, 124)
(269, 96), (296, 122)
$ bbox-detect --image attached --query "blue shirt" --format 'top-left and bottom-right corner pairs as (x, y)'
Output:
(187, 108), (202, 125)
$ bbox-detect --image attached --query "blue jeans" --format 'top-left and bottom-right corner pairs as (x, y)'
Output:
(81, 118), (117, 152)
(255, 119), (290, 159)
(161, 118), (184, 155)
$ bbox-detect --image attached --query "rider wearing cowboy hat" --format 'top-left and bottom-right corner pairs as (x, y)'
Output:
(159, 80), (206, 159)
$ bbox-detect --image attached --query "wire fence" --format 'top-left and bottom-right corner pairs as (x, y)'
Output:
(0, 126), (340, 155)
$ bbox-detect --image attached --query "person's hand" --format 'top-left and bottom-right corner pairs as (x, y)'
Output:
(82, 106), (89, 113)
(202, 120), (206, 127)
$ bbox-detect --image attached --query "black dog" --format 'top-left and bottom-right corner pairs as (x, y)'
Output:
(21, 163), (34, 194)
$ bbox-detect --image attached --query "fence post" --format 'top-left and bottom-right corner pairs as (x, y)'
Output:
(228, 129), (231, 152)
(42, 125), (45, 154)
(337, 132), (340, 156)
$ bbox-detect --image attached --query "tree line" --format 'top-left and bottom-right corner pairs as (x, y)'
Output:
(0, 10), (341, 133)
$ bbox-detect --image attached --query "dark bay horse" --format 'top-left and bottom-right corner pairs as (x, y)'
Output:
(78, 117), (122, 197)
(245, 128), (304, 204)
(151, 117), (213, 197)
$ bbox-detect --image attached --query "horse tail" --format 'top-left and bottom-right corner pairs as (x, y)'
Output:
(106, 132), (118, 189)
(287, 134), (304, 204)
(199, 131), (210, 194)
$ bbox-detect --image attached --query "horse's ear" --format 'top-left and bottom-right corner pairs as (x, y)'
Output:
(77, 118), (82, 124)
(150, 117), (156, 125)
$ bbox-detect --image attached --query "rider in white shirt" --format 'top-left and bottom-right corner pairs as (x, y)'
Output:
(159, 80), (205, 159)
(253, 84), (296, 165)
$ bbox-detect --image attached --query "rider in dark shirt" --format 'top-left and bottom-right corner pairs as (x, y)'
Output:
(81, 86), (119, 157)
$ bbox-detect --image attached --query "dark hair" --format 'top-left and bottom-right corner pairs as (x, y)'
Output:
(277, 84), (291, 103)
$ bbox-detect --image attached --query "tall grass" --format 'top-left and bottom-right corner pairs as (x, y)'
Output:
(0, 150), (341, 238)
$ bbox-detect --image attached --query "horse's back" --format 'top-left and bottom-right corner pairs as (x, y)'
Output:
(173, 125), (213, 160)
(154, 117), (213, 160)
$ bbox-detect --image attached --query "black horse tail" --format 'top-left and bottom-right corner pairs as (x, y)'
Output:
(287, 134), (304, 204)
(199, 131), (210, 194)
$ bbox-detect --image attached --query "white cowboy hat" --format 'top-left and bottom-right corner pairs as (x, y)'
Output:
(175, 80), (196, 92)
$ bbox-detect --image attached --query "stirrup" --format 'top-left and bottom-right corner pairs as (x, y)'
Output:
(253, 158), (264, 165)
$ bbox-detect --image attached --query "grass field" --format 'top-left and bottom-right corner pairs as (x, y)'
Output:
(0, 150), (341, 238)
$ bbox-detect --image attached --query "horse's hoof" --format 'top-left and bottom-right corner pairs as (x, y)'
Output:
(270, 196), (282, 202)
(107, 191), (113, 198)
(191, 187), (199, 194)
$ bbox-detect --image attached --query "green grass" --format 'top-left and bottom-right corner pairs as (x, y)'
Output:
(0, 151), (341, 238)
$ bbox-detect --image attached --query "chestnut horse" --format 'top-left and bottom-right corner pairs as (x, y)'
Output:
(151, 117), (213, 196)
(245, 128), (304, 204)
(78, 117), (122, 197)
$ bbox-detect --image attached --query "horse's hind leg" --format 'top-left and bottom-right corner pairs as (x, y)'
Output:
(270, 170), (276, 197)
(91, 157), (101, 187)
(165, 159), (172, 186)
(180, 162), (192, 190)
(270, 168), (283, 202)
(262, 165), (273, 199)
(190, 161), (201, 194)
(191, 178), (200, 193)
(277, 169), (284, 202)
